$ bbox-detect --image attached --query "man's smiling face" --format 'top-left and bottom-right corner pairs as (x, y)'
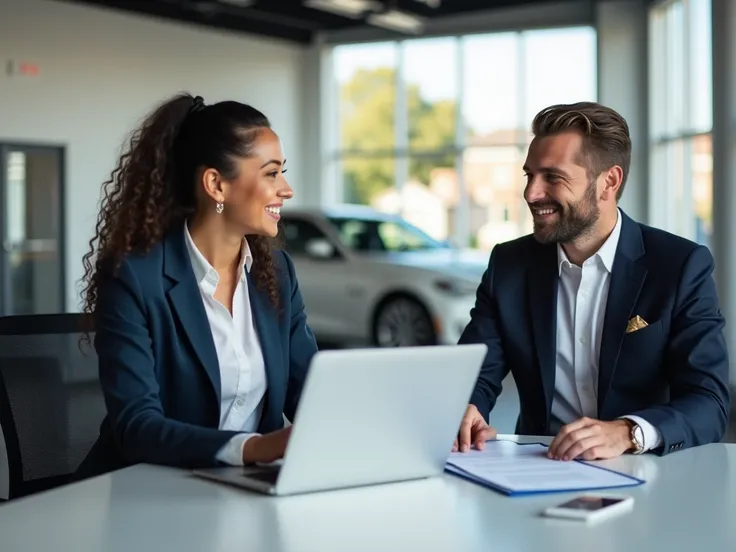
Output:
(522, 130), (601, 245)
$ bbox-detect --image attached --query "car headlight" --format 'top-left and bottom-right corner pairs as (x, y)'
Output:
(434, 278), (478, 296)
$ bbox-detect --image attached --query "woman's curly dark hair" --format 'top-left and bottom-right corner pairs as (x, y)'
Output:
(80, 93), (281, 329)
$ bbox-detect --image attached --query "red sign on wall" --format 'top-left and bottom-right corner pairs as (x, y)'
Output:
(5, 61), (40, 76)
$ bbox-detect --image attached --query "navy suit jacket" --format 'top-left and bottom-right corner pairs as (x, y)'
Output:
(76, 227), (318, 478)
(459, 211), (731, 455)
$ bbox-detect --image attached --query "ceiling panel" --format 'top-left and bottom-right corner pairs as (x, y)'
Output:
(57, 0), (565, 44)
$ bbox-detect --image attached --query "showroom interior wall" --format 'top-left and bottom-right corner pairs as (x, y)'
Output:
(0, 0), (308, 312)
(596, 1), (649, 223)
(711, 0), (736, 388)
(298, 43), (330, 208)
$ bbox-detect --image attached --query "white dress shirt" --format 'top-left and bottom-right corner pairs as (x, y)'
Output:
(184, 223), (267, 465)
(551, 210), (662, 452)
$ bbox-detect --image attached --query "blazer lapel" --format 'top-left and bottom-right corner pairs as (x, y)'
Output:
(247, 274), (284, 431)
(528, 243), (559, 425)
(163, 228), (222, 402)
(597, 214), (647, 412)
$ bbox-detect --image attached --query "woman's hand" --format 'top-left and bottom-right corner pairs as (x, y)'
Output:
(242, 426), (292, 464)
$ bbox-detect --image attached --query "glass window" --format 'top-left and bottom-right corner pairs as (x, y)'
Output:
(522, 27), (597, 125)
(279, 219), (331, 256)
(404, 155), (457, 242)
(1, 146), (65, 315)
(649, 7), (667, 139)
(329, 26), (597, 250)
(664, 0), (686, 136)
(648, 0), (712, 245)
(462, 33), (521, 145)
(649, 0), (712, 136)
(335, 42), (398, 152)
(341, 155), (396, 206)
(328, 217), (448, 253)
(402, 37), (458, 151)
(669, 139), (688, 237)
(463, 146), (529, 251)
(689, 0), (712, 132)
(692, 134), (713, 246)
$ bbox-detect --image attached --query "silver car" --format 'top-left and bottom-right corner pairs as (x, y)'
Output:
(278, 205), (489, 347)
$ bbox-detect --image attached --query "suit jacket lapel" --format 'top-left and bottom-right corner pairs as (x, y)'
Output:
(597, 213), (647, 413)
(247, 274), (284, 432)
(528, 243), (559, 426)
(163, 228), (222, 403)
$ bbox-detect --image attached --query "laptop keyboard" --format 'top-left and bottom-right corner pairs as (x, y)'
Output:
(244, 466), (281, 484)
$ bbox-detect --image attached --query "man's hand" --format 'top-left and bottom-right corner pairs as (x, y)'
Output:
(548, 417), (632, 461)
(242, 426), (292, 464)
(452, 404), (497, 453)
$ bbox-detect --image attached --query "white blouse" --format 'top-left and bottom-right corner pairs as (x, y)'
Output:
(184, 223), (267, 465)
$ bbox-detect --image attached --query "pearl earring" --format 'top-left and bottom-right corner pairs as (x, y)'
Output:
(216, 202), (224, 214)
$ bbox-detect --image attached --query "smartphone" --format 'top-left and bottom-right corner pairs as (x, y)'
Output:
(542, 495), (634, 523)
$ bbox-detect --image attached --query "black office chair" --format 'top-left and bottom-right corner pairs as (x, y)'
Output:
(0, 313), (104, 499)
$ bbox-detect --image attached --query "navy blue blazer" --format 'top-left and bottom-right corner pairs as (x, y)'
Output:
(459, 211), (731, 455)
(76, 227), (318, 478)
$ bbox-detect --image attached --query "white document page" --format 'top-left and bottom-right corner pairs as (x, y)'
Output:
(446, 440), (642, 494)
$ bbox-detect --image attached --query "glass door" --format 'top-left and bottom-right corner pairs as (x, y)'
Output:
(0, 145), (65, 315)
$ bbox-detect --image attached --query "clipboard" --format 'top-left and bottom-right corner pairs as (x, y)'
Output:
(445, 440), (645, 497)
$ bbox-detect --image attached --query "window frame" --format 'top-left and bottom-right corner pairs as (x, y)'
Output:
(648, 0), (713, 244)
(324, 26), (598, 250)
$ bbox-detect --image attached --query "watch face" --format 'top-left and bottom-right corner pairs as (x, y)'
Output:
(633, 425), (644, 447)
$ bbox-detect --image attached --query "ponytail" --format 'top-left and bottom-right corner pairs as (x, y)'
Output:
(81, 92), (279, 331)
(80, 93), (201, 322)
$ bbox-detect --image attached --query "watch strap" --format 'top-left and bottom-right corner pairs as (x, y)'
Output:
(624, 419), (645, 454)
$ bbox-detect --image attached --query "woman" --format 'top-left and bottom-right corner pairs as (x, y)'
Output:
(76, 93), (318, 478)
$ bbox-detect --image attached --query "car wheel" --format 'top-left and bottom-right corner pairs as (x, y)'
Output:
(373, 296), (437, 347)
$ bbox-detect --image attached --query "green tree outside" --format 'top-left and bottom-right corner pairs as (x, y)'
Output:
(339, 67), (459, 205)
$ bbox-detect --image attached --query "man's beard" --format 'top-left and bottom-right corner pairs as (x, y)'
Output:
(530, 180), (600, 244)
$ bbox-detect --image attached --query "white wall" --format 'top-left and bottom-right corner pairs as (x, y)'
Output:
(596, 1), (649, 224)
(0, 0), (307, 312)
(298, 43), (327, 208)
(711, 0), (736, 388)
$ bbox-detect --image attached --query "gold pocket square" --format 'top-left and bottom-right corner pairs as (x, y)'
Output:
(625, 315), (649, 334)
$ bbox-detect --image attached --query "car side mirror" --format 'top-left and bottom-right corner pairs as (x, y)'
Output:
(304, 238), (336, 260)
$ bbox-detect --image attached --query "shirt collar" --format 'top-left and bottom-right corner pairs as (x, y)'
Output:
(183, 222), (253, 285)
(556, 208), (622, 275)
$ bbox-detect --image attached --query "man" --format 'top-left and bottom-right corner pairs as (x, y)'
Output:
(455, 101), (730, 460)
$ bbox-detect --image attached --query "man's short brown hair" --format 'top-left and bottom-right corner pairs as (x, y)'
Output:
(531, 102), (632, 200)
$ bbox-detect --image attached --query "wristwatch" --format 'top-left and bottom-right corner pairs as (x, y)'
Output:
(624, 419), (645, 454)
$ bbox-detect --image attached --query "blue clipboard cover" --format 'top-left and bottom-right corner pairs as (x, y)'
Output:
(445, 440), (645, 497)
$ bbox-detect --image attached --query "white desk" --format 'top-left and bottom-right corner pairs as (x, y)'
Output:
(1, 435), (734, 552)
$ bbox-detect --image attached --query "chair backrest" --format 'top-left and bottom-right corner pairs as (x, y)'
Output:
(0, 313), (104, 499)
(0, 420), (7, 501)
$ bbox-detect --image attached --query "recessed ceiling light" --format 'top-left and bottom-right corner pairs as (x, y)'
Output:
(367, 9), (426, 34)
(304, 0), (382, 19)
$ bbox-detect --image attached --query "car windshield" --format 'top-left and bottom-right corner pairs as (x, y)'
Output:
(326, 216), (450, 253)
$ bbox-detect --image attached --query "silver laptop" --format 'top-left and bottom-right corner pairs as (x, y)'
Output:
(193, 343), (487, 496)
